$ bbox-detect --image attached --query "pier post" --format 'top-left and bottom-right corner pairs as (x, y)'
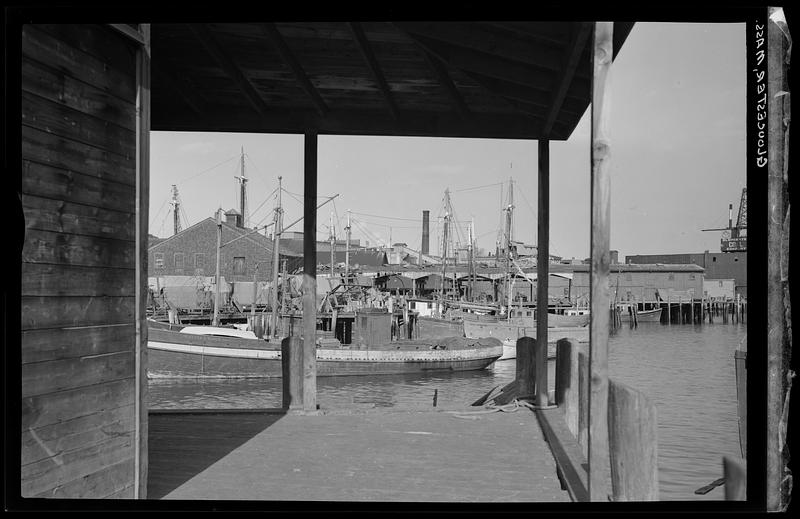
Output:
(516, 337), (536, 399)
(536, 138), (550, 408)
(723, 456), (747, 501)
(588, 21), (613, 501)
(302, 130), (318, 412)
(608, 380), (659, 501)
(282, 337), (304, 410)
(556, 338), (580, 437)
(577, 349), (589, 458)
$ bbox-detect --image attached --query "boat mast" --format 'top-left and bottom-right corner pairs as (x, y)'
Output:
(505, 178), (514, 318)
(213, 208), (222, 326)
(440, 188), (451, 313)
(170, 184), (181, 235)
(330, 211), (336, 279)
(235, 146), (248, 227)
(269, 176), (283, 338)
(469, 218), (475, 302)
(345, 209), (351, 285)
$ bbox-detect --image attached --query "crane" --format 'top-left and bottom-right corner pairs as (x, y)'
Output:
(702, 188), (747, 252)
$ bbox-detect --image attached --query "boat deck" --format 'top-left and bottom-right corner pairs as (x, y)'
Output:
(147, 405), (570, 503)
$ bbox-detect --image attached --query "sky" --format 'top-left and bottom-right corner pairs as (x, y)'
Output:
(149, 22), (747, 262)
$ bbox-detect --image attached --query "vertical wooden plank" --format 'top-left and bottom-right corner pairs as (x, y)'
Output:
(303, 130), (318, 412)
(536, 139), (550, 407)
(578, 349), (589, 457)
(608, 380), (659, 501)
(766, 6), (791, 512)
(134, 23), (150, 499)
(588, 21), (613, 502)
(516, 337), (536, 398)
(556, 338), (580, 437)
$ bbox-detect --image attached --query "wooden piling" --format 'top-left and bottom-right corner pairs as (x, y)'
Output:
(608, 379), (659, 501)
(302, 130), (318, 412)
(516, 336), (536, 399)
(536, 138), (550, 408)
(588, 21), (613, 501)
(556, 338), (580, 437)
(281, 337), (303, 410)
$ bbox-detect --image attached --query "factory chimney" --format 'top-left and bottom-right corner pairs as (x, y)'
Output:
(421, 210), (430, 257)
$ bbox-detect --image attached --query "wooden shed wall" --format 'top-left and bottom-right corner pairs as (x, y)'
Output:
(21, 24), (141, 498)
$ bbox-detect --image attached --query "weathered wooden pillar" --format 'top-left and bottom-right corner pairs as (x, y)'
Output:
(578, 349), (590, 457)
(608, 379), (659, 501)
(302, 130), (318, 412)
(588, 21), (613, 501)
(133, 23), (151, 499)
(536, 139), (550, 407)
(282, 337), (304, 410)
(516, 336), (536, 398)
(766, 7), (791, 511)
(556, 338), (580, 437)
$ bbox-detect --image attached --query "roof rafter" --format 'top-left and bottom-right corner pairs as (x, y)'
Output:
(348, 22), (400, 120)
(394, 21), (586, 78)
(187, 23), (270, 118)
(542, 22), (593, 138)
(262, 23), (329, 118)
(152, 59), (204, 115)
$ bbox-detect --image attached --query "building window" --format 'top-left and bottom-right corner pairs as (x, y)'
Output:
(154, 253), (164, 269)
(174, 253), (184, 269)
(233, 256), (246, 275)
(668, 274), (675, 281)
(719, 281), (724, 287)
(195, 253), (205, 269)
(689, 274), (696, 280)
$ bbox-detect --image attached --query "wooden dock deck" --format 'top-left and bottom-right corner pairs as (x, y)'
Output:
(147, 405), (570, 503)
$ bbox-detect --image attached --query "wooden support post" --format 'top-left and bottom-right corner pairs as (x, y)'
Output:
(516, 336), (536, 399)
(667, 295), (671, 325)
(723, 456), (747, 501)
(608, 379), (659, 501)
(767, 7), (791, 511)
(588, 21), (613, 502)
(556, 338), (580, 437)
(134, 23), (151, 498)
(281, 337), (303, 410)
(302, 130), (318, 412)
(536, 139), (550, 407)
(578, 349), (589, 458)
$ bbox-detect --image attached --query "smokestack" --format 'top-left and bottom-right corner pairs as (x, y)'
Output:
(728, 203), (733, 229)
(422, 210), (430, 256)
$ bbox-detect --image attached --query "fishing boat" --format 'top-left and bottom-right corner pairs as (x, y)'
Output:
(617, 304), (662, 322)
(147, 309), (502, 378)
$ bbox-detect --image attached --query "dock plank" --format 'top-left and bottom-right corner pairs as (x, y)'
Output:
(147, 407), (570, 502)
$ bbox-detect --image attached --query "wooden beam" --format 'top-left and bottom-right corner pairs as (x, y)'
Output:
(766, 6), (791, 512)
(152, 106), (574, 140)
(348, 22), (400, 120)
(405, 33), (569, 94)
(394, 21), (581, 76)
(418, 49), (471, 120)
(187, 23), (269, 118)
(542, 23), (592, 138)
(486, 21), (569, 47)
(302, 130), (318, 412)
(134, 23), (151, 499)
(460, 70), (585, 117)
(588, 22), (613, 502)
(262, 23), (328, 118)
(535, 138), (550, 408)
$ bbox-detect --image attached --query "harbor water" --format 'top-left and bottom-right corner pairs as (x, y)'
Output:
(148, 321), (747, 501)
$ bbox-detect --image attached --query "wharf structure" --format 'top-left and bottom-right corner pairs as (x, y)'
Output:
(13, 13), (790, 510)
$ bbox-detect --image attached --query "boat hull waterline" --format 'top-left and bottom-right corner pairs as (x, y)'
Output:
(148, 328), (502, 378)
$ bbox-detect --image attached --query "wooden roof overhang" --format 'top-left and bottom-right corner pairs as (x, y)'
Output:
(150, 21), (634, 140)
